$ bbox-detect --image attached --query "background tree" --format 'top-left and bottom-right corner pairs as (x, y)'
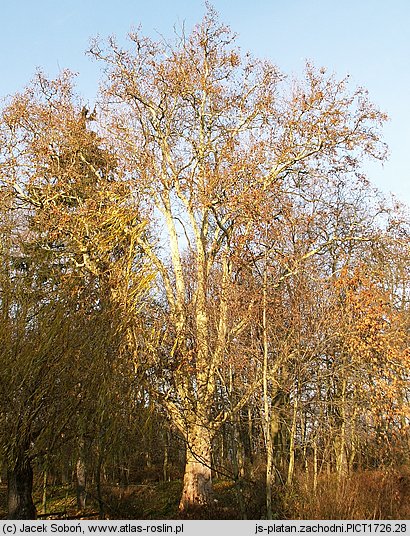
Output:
(0, 71), (151, 518)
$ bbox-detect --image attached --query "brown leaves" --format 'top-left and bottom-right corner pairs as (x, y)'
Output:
(333, 264), (409, 428)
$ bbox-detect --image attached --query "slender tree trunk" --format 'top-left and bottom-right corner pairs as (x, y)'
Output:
(247, 406), (254, 466)
(7, 456), (36, 519)
(286, 395), (298, 487)
(163, 429), (170, 482)
(76, 455), (87, 510)
(348, 408), (358, 474)
(336, 379), (347, 485)
(231, 414), (246, 519)
(96, 453), (104, 519)
(179, 424), (213, 512)
(313, 439), (318, 493)
(41, 465), (48, 515)
(262, 246), (274, 520)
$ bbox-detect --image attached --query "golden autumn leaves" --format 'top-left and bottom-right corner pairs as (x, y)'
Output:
(0, 6), (408, 516)
(335, 266), (409, 434)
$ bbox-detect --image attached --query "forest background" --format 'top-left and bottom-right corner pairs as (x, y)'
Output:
(0, 0), (409, 521)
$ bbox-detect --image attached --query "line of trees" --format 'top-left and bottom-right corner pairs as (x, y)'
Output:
(0, 7), (409, 519)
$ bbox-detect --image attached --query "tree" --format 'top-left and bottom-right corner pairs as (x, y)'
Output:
(89, 6), (387, 511)
(0, 71), (151, 518)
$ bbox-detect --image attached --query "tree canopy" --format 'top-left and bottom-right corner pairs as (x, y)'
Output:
(0, 7), (409, 520)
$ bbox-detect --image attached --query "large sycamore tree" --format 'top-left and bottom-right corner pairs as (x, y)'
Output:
(89, 7), (387, 510)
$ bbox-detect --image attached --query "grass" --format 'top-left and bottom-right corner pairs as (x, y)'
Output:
(284, 468), (410, 520)
(1, 468), (409, 519)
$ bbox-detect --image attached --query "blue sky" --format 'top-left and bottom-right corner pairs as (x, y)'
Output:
(1, 0), (409, 205)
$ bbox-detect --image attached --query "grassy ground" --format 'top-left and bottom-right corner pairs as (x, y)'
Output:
(0, 479), (263, 520)
(1, 468), (409, 519)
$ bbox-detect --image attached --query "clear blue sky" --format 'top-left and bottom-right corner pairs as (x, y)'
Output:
(2, 0), (409, 205)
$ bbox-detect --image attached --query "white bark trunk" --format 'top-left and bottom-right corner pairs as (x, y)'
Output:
(179, 425), (212, 512)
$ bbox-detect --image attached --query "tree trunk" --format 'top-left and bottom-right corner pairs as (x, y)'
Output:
(336, 379), (348, 485)
(96, 454), (104, 519)
(286, 397), (297, 488)
(262, 251), (274, 520)
(76, 456), (87, 510)
(163, 429), (170, 482)
(313, 439), (318, 493)
(41, 466), (48, 515)
(179, 425), (212, 512)
(7, 457), (37, 519)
